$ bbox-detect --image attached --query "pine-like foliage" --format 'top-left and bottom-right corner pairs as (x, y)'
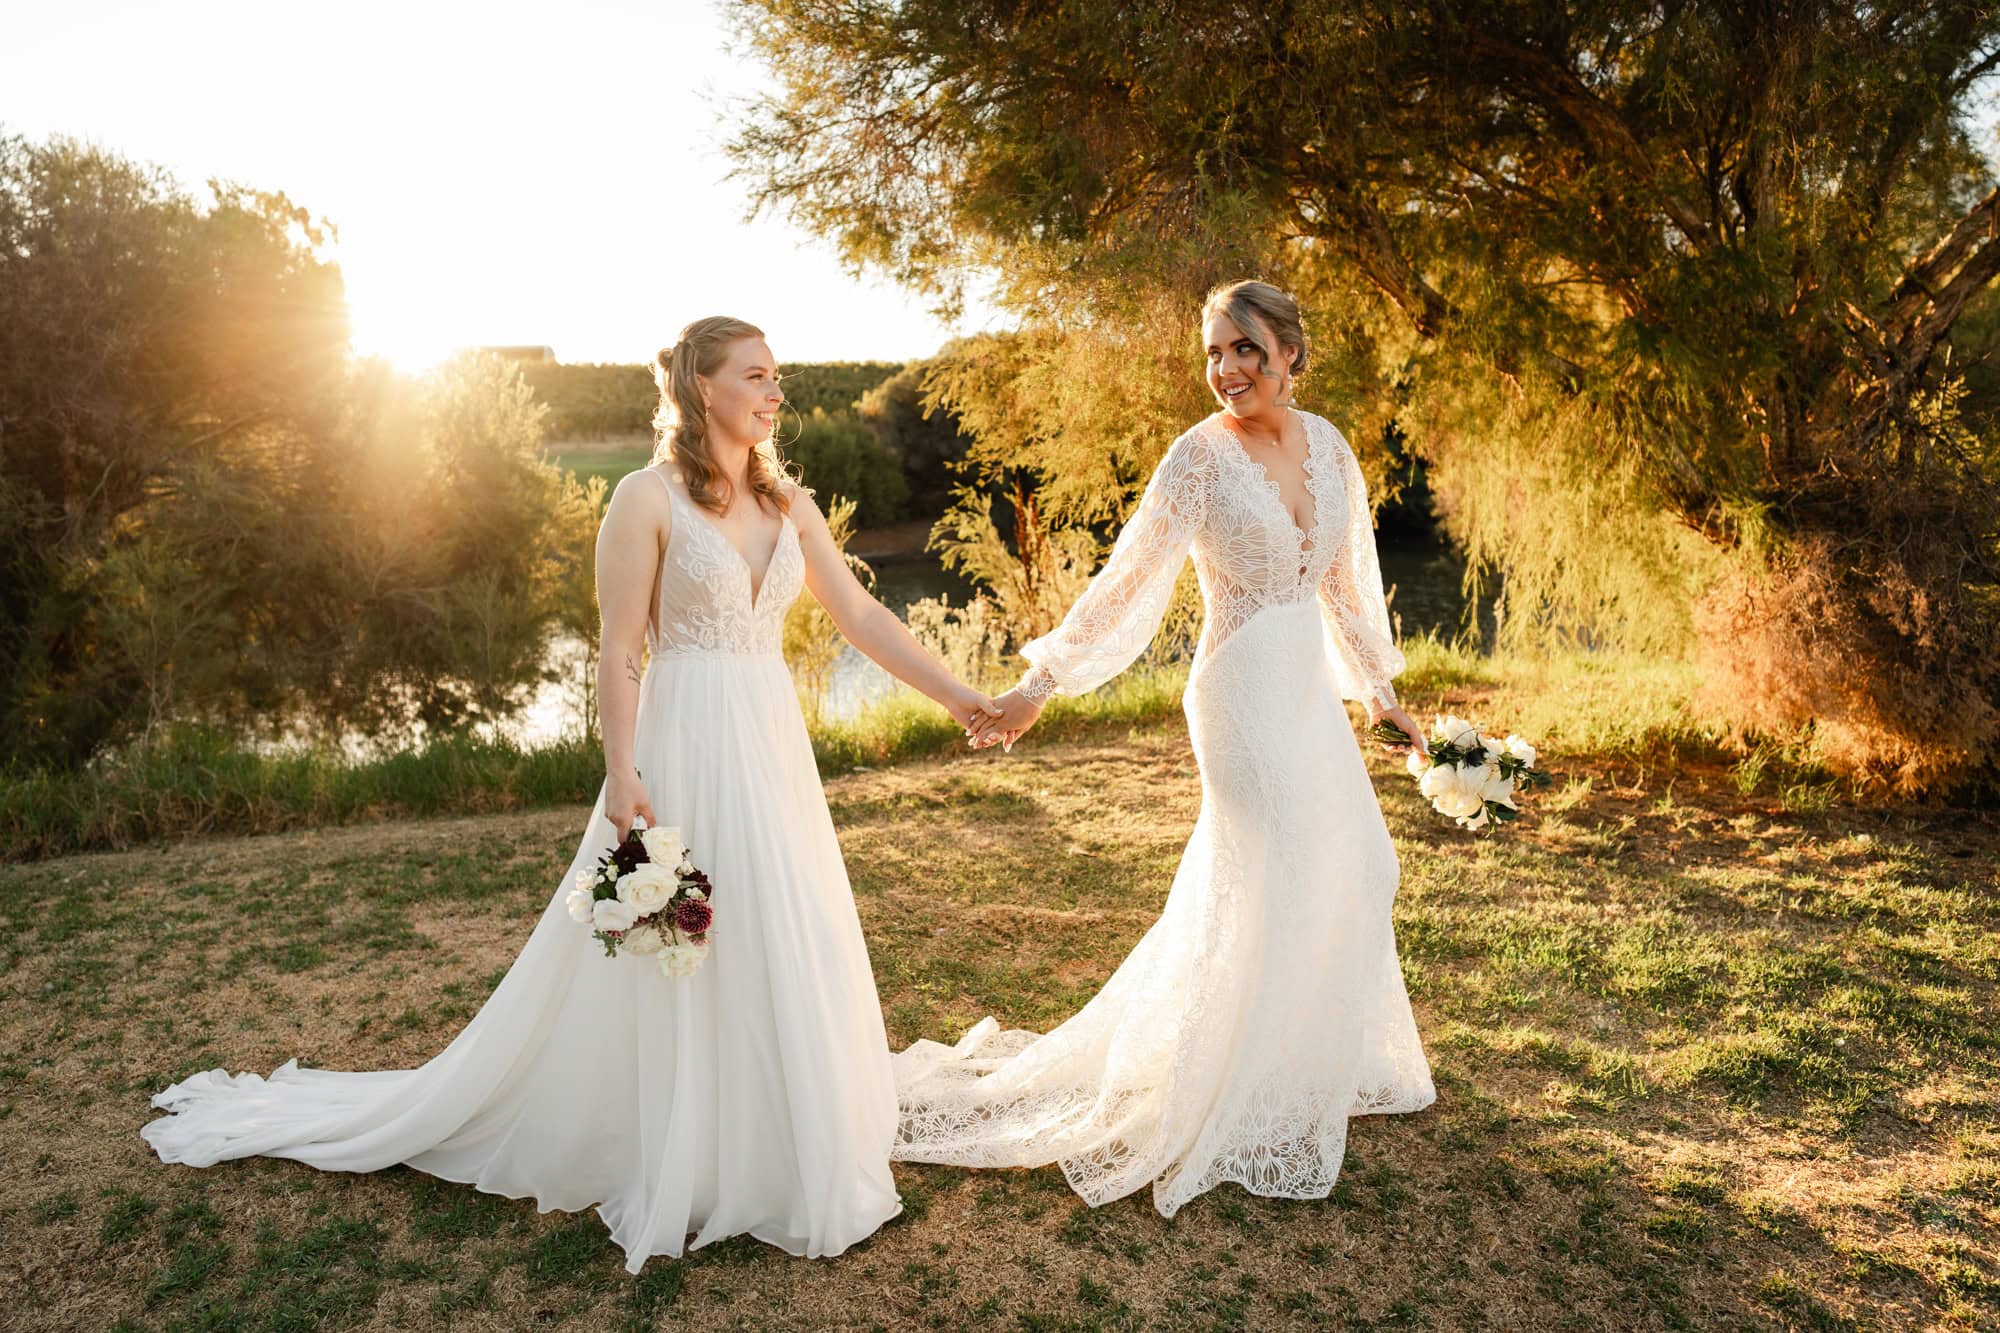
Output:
(730, 1), (2000, 792)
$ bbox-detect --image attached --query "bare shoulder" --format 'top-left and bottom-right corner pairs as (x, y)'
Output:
(605, 465), (674, 536)
(781, 478), (826, 528)
(612, 463), (673, 503)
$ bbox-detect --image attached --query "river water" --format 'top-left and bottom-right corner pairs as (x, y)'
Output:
(498, 529), (1474, 749)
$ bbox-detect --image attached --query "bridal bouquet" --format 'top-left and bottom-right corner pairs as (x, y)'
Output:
(1371, 715), (1551, 832)
(566, 819), (715, 977)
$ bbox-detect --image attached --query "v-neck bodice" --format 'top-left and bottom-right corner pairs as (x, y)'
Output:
(647, 469), (804, 657)
(1211, 410), (1321, 556)
(1015, 408), (1407, 713)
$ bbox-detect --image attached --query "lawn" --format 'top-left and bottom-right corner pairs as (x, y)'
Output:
(543, 437), (655, 491)
(0, 711), (1994, 1330)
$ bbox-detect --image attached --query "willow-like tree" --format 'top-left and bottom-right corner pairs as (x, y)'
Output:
(730, 1), (2000, 792)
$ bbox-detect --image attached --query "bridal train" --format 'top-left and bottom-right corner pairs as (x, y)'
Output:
(143, 467), (904, 1271)
(890, 411), (1436, 1216)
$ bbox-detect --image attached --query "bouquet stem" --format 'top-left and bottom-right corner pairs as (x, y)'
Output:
(1369, 720), (1432, 756)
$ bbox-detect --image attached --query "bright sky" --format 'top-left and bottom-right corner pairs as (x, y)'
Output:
(8, 0), (999, 369)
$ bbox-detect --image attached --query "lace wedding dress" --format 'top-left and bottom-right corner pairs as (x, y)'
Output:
(142, 467), (903, 1271)
(891, 409), (1436, 1216)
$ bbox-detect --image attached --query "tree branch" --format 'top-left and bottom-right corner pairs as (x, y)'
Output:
(1461, 33), (1713, 247)
(1884, 183), (2000, 338)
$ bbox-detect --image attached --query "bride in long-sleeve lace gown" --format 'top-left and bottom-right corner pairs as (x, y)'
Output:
(892, 281), (1437, 1218)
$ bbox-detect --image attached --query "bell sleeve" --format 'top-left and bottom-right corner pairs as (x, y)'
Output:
(1017, 431), (1210, 700)
(1318, 425), (1406, 713)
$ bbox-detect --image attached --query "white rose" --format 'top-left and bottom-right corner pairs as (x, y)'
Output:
(1404, 749), (1430, 779)
(592, 896), (638, 933)
(565, 886), (596, 924)
(618, 863), (675, 914)
(621, 924), (664, 955)
(656, 943), (706, 978)
(1433, 714), (1478, 748)
(1459, 806), (1490, 832)
(640, 824), (686, 869)
(1480, 737), (1507, 766)
(1505, 734), (1538, 768)
(1439, 792), (1485, 821)
(1479, 767), (1518, 810)
(1418, 764), (1455, 801)
(1432, 764), (1490, 819)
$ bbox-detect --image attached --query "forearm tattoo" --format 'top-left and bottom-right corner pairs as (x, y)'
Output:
(623, 653), (643, 687)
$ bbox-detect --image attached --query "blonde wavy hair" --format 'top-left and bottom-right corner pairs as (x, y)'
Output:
(649, 315), (793, 516)
(1201, 279), (1311, 382)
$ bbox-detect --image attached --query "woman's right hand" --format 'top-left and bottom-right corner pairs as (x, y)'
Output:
(605, 767), (655, 841)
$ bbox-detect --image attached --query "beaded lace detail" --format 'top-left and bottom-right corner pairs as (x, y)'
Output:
(1017, 412), (1405, 710)
(646, 469), (803, 658)
(896, 410), (1434, 1219)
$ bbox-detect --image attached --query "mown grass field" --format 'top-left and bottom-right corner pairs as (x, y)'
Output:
(542, 437), (655, 491)
(0, 701), (1995, 1330)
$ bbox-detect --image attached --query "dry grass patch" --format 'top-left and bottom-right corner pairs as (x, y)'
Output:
(0, 714), (1994, 1330)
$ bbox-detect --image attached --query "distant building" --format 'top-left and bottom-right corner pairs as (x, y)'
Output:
(479, 345), (558, 364)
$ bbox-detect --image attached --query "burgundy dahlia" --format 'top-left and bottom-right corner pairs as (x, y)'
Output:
(610, 834), (647, 876)
(674, 897), (713, 936)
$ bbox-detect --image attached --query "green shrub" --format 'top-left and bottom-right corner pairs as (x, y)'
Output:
(783, 408), (910, 528)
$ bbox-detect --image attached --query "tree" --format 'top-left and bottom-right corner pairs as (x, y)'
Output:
(0, 137), (572, 767)
(785, 407), (911, 527)
(855, 357), (973, 511)
(730, 1), (2000, 792)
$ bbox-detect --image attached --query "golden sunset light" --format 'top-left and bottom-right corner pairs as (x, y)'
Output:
(9, 5), (1999, 1326)
(11, 0), (994, 367)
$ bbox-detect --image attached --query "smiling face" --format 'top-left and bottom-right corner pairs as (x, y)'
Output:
(697, 336), (784, 447)
(1203, 309), (1296, 422)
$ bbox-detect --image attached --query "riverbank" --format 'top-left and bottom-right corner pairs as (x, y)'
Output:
(4, 638), (1881, 862)
(0, 667), (1187, 862)
(1, 713), (1993, 1328)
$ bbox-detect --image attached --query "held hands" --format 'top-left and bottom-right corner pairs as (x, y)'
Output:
(606, 766), (656, 842)
(946, 687), (1006, 738)
(969, 688), (1044, 752)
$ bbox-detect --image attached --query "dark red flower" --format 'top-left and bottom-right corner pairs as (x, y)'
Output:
(675, 897), (713, 936)
(611, 833), (647, 876)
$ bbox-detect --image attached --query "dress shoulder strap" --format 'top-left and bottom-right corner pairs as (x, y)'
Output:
(646, 466), (676, 506)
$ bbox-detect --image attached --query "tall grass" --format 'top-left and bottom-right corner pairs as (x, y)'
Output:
(0, 668), (1194, 860)
(809, 666), (1191, 773)
(0, 725), (609, 861)
(1399, 629), (1718, 761)
(5, 634), (1775, 861)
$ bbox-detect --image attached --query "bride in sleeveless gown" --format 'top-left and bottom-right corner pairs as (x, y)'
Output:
(141, 317), (1001, 1271)
(892, 281), (1437, 1218)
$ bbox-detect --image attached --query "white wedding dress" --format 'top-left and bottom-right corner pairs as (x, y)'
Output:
(142, 467), (903, 1271)
(891, 409), (1436, 1216)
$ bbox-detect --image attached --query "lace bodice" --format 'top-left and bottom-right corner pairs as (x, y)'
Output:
(1020, 411), (1406, 711)
(646, 468), (804, 658)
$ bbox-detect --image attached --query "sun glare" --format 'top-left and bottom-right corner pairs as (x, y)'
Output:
(346, 301), (468, 376)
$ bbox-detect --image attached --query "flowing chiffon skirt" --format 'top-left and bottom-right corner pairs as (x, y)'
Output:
(141, 651), (903, 1271)
(890, 600), (1435, 1217)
